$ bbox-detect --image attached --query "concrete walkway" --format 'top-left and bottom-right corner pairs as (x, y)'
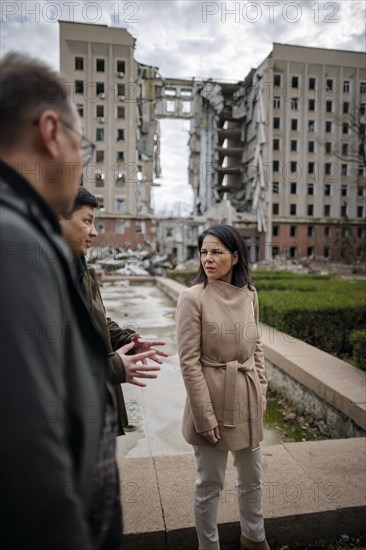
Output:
(110, 277), (366, 548)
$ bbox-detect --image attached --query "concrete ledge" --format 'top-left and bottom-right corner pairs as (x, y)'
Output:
(119, 438), (366, 549)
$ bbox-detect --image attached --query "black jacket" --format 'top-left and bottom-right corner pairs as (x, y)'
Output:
(0, 160), (111, 549)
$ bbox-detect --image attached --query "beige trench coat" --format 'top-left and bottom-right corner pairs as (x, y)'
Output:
(176, 280), (268, 451)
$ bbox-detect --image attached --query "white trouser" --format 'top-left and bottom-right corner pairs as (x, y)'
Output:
(193, 445), (265, 550)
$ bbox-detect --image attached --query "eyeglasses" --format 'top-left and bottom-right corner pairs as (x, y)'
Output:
(33, 117), (95, 167)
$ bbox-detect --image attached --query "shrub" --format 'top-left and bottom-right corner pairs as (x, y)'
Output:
(350, 330), (366, 371)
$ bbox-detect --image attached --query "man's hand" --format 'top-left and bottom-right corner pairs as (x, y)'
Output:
(130, 332), (168, 365)
(117, 341), (161, 387)
(200, 425), (220, 444)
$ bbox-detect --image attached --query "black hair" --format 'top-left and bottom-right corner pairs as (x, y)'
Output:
(0, 52), (74, 150)
(191, 224), (254, 290)
(70, 186), (98, 214)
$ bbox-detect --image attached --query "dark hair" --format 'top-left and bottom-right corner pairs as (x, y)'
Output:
(70, 187), (98, 214)
(0, 52), (74, 149)
(191, 224), (254, 290)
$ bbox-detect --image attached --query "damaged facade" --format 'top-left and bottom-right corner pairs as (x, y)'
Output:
(60, 22), (366, 265)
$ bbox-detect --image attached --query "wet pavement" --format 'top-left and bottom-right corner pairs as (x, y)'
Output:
(100, 282), (284, 458)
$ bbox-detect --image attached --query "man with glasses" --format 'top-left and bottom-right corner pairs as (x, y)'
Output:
(0, 52), (122, 549)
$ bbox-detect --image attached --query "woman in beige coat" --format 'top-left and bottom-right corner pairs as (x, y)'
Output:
(176, 224), (270, 550)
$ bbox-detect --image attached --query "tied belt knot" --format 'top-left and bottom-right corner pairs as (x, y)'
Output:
(201, 356), (262, 450)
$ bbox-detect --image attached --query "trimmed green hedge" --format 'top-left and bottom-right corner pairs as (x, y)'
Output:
(350, 330), (366, 371)
(168, 269), (366, 365)
(254, 271), (366, 360)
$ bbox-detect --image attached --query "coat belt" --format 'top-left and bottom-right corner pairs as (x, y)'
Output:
(201, 355), (261, 450)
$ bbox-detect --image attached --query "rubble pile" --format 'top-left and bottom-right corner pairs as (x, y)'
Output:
(88, 245), (177, 276)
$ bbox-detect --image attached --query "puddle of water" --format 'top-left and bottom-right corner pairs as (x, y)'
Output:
(100, 284), (297, 458)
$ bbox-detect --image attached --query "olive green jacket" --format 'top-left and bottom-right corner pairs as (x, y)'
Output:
(80, 263), (135, 434)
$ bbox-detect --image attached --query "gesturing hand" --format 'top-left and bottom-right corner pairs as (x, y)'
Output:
(130, 332), (168, 365)
(200, 425), (220, 445)
(117, 341), (161, 387)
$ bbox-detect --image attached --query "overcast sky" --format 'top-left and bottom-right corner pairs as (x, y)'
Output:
(1, 0), (365, 215)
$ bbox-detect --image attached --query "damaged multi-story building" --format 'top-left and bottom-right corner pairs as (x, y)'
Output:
(60, 22), (366, 264)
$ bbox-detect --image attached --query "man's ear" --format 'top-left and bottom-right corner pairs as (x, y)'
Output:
(37, 110), (61, 160)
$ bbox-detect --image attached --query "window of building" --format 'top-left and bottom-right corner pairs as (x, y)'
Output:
(117, 60), (126, 74)
(342, 122), (349, 134)
(290, 225), (297, 237)
(360, 103), (366, 115)
(272, 246), (280, 257)
(290, 204), (297, 215)
(308, 99), (315, 111)
(358, 227), (365, 238)
(343, 102), (349, 114)
(75, 56), (84, 71)
(291, 98), (298, 110)
(96, 128), (104, 141)
(115, 172), (125, 187)
(97, 224), (106, 236)
(272, 203), (279, 215)
(291, 119), (298, 131)
(166, 100), (176, 112)
(360, 82), (366, 94)
(273, 225), (280, 236)
(116, 129), (124, 141)
(307, 246), (314, 256)
(117, 106), (125, 119)
(341, 164), (348, 176)
(324, 205), (331, 217)
(341, 184), (348, 196)
(358, 165), (366, 176)
(95, 172), (105, 187)
(308, 183), (314, 195)
(340, 204), (347, 217)
(96, 105), (104, 118)
(115, 198), (125, 212)
(325, 163), (332, 175)
(290, 162), (297, 174)
(181, 89), (193, 97)
(182, 101), (191, 114)
(273, 74), (281, 87)
(308, 141), (315, 153)
(273, 138), (280, 151)
(75, 80), (84, 94)
(326, 79), (334, 91)
(325, 121), (332, 133)
(96, 82), (105, 95)
(273, 96), (281, 109)
(272, 182), (279, 193)
(358, 186), (365, 197)
(273, 160), (279, 172)
(290, 182), (297, 194)
(324, 184), (331, 196)
(342, 143), (348, 156)
(117, 83), (126, 97)
(326, 100), (332, 113)
(136, 222), (145, 234)
(292, 76), (299, 88)
(96, 58), (105, 72)
(95, 196), (104, 210)
(343, 80), (350, 93)
(308, 120), (315, 132)
(76, 104), (83, 118)
(307, 204), (314, 216)
(325, 142), (332, 154)
(117, 151), (124, 161)
(309, 77), (316, 90)
(308, 226), (314, 237)
(308, 162), (315, 174)
(290, 139), (297, 152)
(116, 222), (125, 235)
(324, 226), (331, 237)
(324, 246), (330, 258)
(273, 117), (280, 129)
(96, 150), (104, 163)
(289, 247), (297, 258)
